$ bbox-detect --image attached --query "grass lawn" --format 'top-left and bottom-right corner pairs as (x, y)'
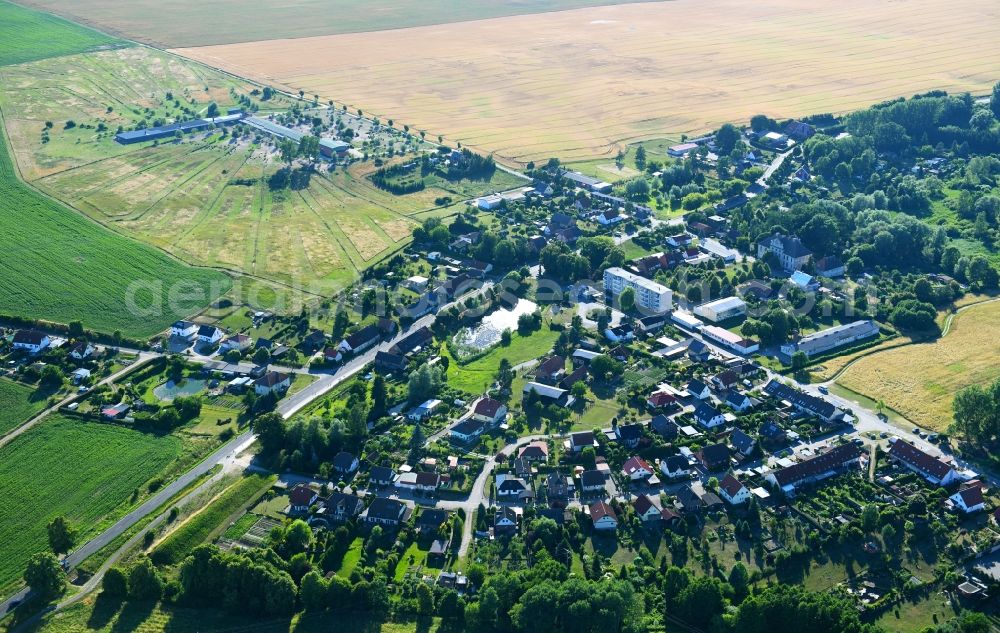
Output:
(250, 493), (290, 519)
(620, 238), (653, 260)
(836, 300), (1000, 431)
(151, 474), (274, 565)
(446, 326), (560, 394)
(338, 537), (365, 579)
(877, 594), (960, 633)
(0, 377), (51, 436)
(0, 415), (183, 596)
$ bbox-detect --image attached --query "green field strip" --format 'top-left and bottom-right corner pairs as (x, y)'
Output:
(115, 144), (230, 222)
(246, 167), (268, 277)
(296, 187), (362, 274)
(168, 148), (251, 248)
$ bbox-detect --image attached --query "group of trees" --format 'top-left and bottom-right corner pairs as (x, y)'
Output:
(952, 376), (1000, 446)
(540, 237), (624, 283)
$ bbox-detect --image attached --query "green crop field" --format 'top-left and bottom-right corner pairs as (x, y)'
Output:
(17, 0), (650, 48)
(0, 0), (120, 67)
(0, 378), (49, 437)
(0, 415), (183, 595)
(151, 474), (274, 565)
(0, 128), (230, 337)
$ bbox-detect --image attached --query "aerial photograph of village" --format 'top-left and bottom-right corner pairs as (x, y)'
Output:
(1, 0), (1000, 631)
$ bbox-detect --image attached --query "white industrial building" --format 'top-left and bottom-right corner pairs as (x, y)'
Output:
(701, 325), (759, 354)
(694, 296), (747, 323)
(780, 320), (879, 357)
(603, 267), (672, 314)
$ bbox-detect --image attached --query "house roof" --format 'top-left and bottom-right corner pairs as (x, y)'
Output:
(559, 366), (588, 390)
(571, 431), (595, 447)
(664, 455), (689, 473)
(496, 474), (528, 492)
(536, 355), (566, 376)
(888, 440), (954, 480)
(495, 506), (519, 524)
(332, 451), (357, 471)
(764, 233), (812, 258)
(391, 326), (432, 355)
(694, 401), (722, 423)
(589, 501), (617, 523)
(13, 329), (46, 345)
(375, 350), (407, 370)
(648, 391), (676, 407)
(676, 486), (702, 510)
(417, 508), (449, 529)
(771, 444), (860, 487)
(518, 441), (549, 459)
(720, 474), (746, 498)
(622, 456), (653, 477)
(730, 428), (756, 454)
(616, 423), (642, 442)
(345, 324), (380, 349)
(289, 484), (317, 507)
(254, 371), (289, 387)
(687, 379), (708, 394)
(197, 324), (221, 338)
(366, 497), (406, 521)
(762, 380), (839, 420)
(651, 414), (679, 437)
(369, 466), (395, 482)
(956, 484), (984, 508)
(580, 470), (605, 488)
(474, 397), (504, 418)
(713, 370), (739, 387)
(700, 443), (730, 468)
(452, 418), (485, 437)
(633, 494), (659, 516)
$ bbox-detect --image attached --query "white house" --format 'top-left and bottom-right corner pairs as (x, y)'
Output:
(68, 341), (95, 360)
(621, 456), (654, 481)
(949, 484), (985, 514)
(220, 334), (252, 353)
(632, 495), (663, 522)
(496, 474), (529, 498)
(472, 397), (507, 425)
(254, 371), (291, 396)
(12, 330), (49, 354)
(170, 320), (198, 339)
(888, 440), (962, 486)
(338, 324), (381, 355)
(450, 418), (486, 443)
(197, 325), (224, 345)
(756, 233), (812, 272)
(718, 474), (751, 505)
(694, 402), (726, 430)
(660, 455), (690, 480)
(589, 501), (618, 531)
(597, 208), (627, 226)
(409, 399), (442, 421)
(568, 431), (597, 453)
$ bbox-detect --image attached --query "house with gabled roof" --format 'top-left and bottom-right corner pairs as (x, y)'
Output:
(647, 391), (678, 411)
(362, 498), (408, 527)
(756, 233), (812, 272)
(694, 401), (726, 430)
(651, 414), (680, 439)
(569, 431), (597, 453)
(339, 324), (381, 355)
(888, 440), (961, 486)
(687, 379), (711, 400)
(589, 501), (618, 530)
(949, 483), (985, 514)
(254, 371), (291, 396)
(622, 456), (654, 481)
(633, 494), (663, 522)
(518, 441), (549, 462)
(729, 428), (757, 459)
(496, 473), (529, 499)
(472, 397), (507, 425)
(661, 455), (691, 480)
(615, 423), (643, 448)
(535, 356), (566, 383)
(718, 474), (750, 505)
(765, 444), (861, 495)
(580, 469), (607, 495)
(698, 443), (731, 471)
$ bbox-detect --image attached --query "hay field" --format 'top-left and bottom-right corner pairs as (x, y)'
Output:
(176, 0), (1000, 164)
(836, 301), (1000, 432)
(15, 0), (651, 48)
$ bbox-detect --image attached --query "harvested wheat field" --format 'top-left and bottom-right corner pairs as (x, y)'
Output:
(836, 301), (1000, 433)
(174, 0), (1000, 164)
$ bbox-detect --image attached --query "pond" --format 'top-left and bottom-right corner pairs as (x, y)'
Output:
(153, 378), (207, 402)
(452, 298), (538, 358)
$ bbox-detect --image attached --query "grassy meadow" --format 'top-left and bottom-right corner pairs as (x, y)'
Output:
(836, 300), (1000, 432)
(0, 0), (120, 67)
(0, 415), (184, 596)
(0, 378), (50, 437)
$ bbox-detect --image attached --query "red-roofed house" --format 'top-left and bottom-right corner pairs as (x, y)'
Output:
(718, 474), (750, 505)
(622, 456), (654, 481)
(590, 501), (618, 531)
(472, 397), (507, 425)
(949, 483), (985, 514)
